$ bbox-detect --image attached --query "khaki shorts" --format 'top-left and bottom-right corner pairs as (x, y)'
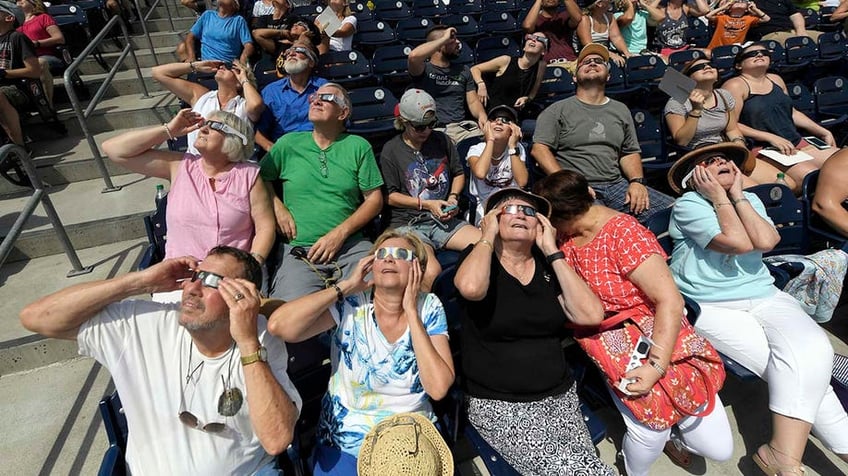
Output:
(0, 85), (29, 110)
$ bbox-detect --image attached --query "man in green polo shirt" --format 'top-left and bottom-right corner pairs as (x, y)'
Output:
(259, 82), (384, 301)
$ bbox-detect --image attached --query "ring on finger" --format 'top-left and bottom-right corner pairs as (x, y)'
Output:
(234, 292), (245, 301)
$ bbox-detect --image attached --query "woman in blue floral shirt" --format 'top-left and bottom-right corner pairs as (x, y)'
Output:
(268, 229), (455, 475)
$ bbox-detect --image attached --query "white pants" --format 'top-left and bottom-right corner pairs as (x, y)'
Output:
(695, 289), (848, 454)
(610, 386), (733, 476)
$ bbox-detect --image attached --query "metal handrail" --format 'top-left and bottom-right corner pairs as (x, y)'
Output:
(0, 145), (93, 276)
(64, 14), (150, 193)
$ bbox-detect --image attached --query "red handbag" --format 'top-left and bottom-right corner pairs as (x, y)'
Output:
(575, 307), (726, 431)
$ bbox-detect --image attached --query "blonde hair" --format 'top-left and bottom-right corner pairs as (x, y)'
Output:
(206, 110), (255, 162)
(370, 229), (429, 273)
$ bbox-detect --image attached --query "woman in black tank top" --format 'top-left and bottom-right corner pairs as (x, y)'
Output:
(470, 32), (547, 114)
(723, 42), (838, 193)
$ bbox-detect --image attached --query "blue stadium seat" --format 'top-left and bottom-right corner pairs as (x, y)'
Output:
(801, 170), (848, 250)
(625, 54), (666, 92)
(371, 44), (413, 96)
(474, 36), (520, 63)
(815, 31), (848, 71)
(817, 5), (843, 32)
(533, 66), (576, 107)
(744, 183), (808, 256)
(373, 0), (413, 22)
(441, 13), (482, 42)
(412, 0), (448, 19)
(448, 0), (483, 16)
(483, 0), (519, 13)
(479, 11), (522, 36)
(783, 35), (819, 83)
(667, 49), (706, 71)
(814, 76), (848, 135)
(317, 50), (378, 89)
(395, 17), (433, 44)
(631, 109), (670, 174)
(347, 86), (399, 139)
(686, 18), (711, 48)
(291, 3), (324, 21)
(354, 19), (398, 52)
(138, 193), (167, 270)
(710, 44), (741, 81)
(453, 40), (476, 66)
(98, 391), (128, 476)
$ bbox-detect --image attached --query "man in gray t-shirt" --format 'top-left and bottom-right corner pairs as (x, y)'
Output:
(408, 25), (487, 143)
(532, 43), (673, 223)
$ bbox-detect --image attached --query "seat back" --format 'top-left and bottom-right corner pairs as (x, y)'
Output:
(441, 13), (481, 41)
(475, 36), (520, 63)
(784, 35), (818, 65)
(631, 109), (668, 167)
(139, 193), (167, 270)
(373, 0), (413, 21)
(744, 183), (808, 256)
(453, 40), (476, 66)
(354, 19), (398, 47)
(395, 17), (433, 44)
(449, 0), (483, 15)
(371, 44), (413, 95)
(801, 170), (848, 248)
(667, 49), (706, 71)
(316, 49), (377, 89)
(686, 18), (711, 48)
(412, 0), (448, 19)
(817, 5), (843, 32)
(645, 206), (673, 255)
(479, 11), (521, 35)
(535, 66), (576, 106)
(291, 3), (324, 21)
(817, 31), (848, 60)
(625, 54), (667, 90)
(711, 44), (741, 80)
(814, 75), (848, 117)
(285, 336), (332, 456)
(47, 4), (89, 58)
(97, 391), (128, 476)
(786, 81), (816, 117)
(483, 0), (519, 12)
(347, 86), (399, 135)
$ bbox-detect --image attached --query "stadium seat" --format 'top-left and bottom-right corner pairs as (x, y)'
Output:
(814, 76), (848, 130)
(373, 0), (413, 22)
(474, 36), (520, 63)
(817, 6), (843, 32)
(317, 49), (378, 89)
(533, 66), (576, 107)
(479, 11), (522, 36)
(686, 18), (711, 48)
(483, 0), (519, 13)
(815, 31), (848, 72)
(138, 193), (167, 270)
(801, 170), (848, 249)
(371, 44), (413, 96)
(346, 86), (399, 145)
(441, 13), (482, 42)
(783, 35), (819, 83)
(353, 19), (398, 53)
(291, 3), (324, 21)
(710, 44), (742, 81)
(448, 0), (483, 16)
(453, 40), (476, 66)
(744, 183), (808, 256)
(631, 109), (671, 175)
(624, 54), (666, 94)
(412, 0), (448, 19)
(667, 49), (706, 71)
(97, 391), (128, 476)
(395, 17), (433, 44)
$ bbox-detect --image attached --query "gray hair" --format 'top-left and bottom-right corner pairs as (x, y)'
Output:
(323, 82), (353, 114)
(207, 110), (254, 162)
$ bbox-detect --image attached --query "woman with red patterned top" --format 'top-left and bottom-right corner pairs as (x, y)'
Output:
(534, 169), (732, 476)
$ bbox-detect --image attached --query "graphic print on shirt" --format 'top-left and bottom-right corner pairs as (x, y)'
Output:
(0, 35), (14, 70)
(428, 70), (464, 87)
(405, 151), (450, 200)
(589, 121), (607, 141)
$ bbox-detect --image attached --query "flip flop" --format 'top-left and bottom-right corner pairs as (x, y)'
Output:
(664, 438), (693, 468)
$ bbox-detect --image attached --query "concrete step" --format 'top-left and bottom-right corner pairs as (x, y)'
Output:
(139, 17), (195, 33)
(0, 174), (168, 262)
(99, 30), (187, 53)
(75, 46), (181, 75)
(0, 238), (148, 373)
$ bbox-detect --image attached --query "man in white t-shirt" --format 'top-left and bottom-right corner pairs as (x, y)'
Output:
(20, 246), (301, 476)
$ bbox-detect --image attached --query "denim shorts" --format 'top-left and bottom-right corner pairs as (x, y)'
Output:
(396, 215), (469, 250)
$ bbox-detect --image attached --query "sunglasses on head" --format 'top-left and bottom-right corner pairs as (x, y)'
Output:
(525, 34), (549, 47)
(309, 92), (347, 109)
(686, 62), (714, 75)
(739, 49), (770, 61)
(501, 204), (538, 217)
(190, 270), (224, 289)
(700, 155), (729, 167)
(580, 57), (607, 67)
(408, 120), (437, 132)
(375, 247), (416, 261)
(205, 120), (249, 146)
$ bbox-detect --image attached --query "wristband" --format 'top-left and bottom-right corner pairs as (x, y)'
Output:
(476, 80), (485, 85)
(250, 251), (264, 263)
(417, 197), (422, 210)
(628, 177), (645, 184)
(731, 136), (746, 143)
(163, 123), (175, 140)
(189, 61), (196, 72)
(545, 250), (565, 265)
(713, 202), (732, 210)
(688, 112), (702, 118)
(448, 192), (459, 198)
(476, 239), (494, 251)
(731, 197), (749, 206)
(240, 79), (250, 86)
(331, 283), (344, 302)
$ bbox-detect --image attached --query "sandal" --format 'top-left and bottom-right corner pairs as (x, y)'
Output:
(752, 444), (807, 476)
(663, 437), (692, 468)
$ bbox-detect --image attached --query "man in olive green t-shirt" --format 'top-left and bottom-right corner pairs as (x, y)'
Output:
(259, 82), (384, 301)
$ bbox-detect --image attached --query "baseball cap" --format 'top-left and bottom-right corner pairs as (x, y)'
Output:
(397, 89), (437, 125)
(0, 0), (24, 27)
(577, 43), (610, 64)
(488, 104), (518, 123)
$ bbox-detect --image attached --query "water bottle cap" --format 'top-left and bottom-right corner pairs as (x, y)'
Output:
(156, 184), (164, 190)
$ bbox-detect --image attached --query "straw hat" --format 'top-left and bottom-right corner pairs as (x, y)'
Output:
(357, 413), (453, 476)
(667, 142), (751, 195)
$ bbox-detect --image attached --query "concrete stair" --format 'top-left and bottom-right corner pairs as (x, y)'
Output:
(0, 0), (193, 376)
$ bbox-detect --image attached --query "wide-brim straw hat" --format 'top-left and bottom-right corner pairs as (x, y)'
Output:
(484, 187), (552, 218)
(667, 142), (751, 195)
(357, 412), (453, 476)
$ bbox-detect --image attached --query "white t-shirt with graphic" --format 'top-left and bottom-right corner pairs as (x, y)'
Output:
(318, 291), (449, 457)
(466, 141), (526, 224)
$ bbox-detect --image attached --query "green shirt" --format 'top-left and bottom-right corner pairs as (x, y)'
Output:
(260, 132), (384, 247)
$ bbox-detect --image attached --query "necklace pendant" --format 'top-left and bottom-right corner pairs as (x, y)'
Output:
(218, 387), (244, 417)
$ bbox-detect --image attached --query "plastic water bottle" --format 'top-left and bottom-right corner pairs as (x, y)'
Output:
(776, 173), (787, 186)
(155, 184), (166, 207)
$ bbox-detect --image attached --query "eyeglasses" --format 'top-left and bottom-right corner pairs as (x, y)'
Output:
(286, 46), (311, 58)
(685, 62), (714, 75)
(190, 270), (224, 289)
(309, 92), (347, 109)
(501, 204), (538, 217)
(407, 120), (436, 132)
(374, 247), (416, 261)
(580, 57), (607, 67)
(525, 34), (549, 48)
(289, 246), (342, 288)
(491, 116), (513, 125)
(700, 155), (729, 167)
(739, 49), (770, 61)
(205, 120), (249, 146)
(318, 150), (328, 178)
